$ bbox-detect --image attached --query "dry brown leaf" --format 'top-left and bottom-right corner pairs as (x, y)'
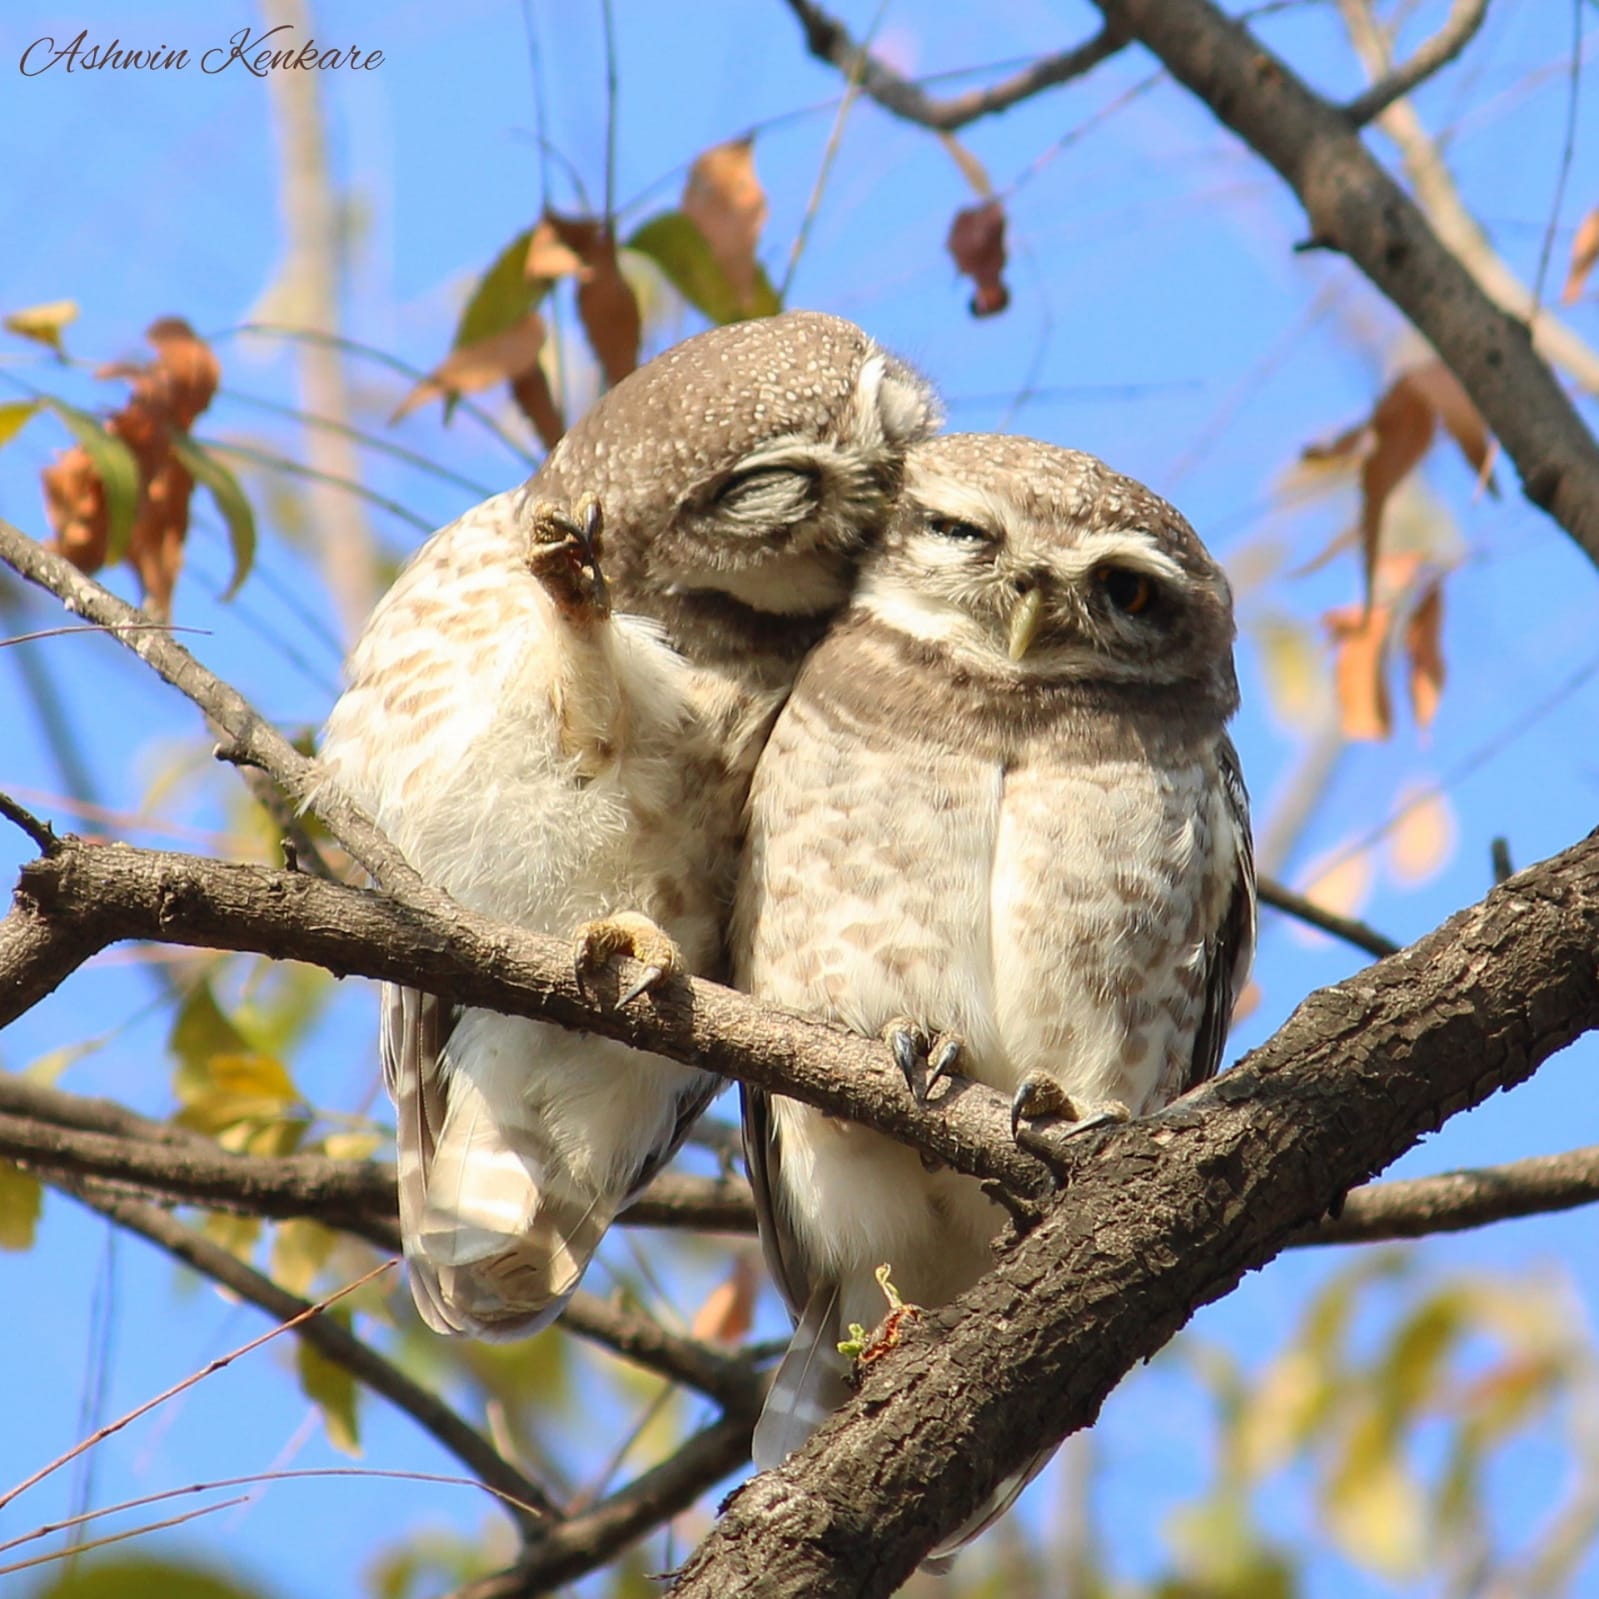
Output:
(682, 136), (768, 312)
(689, 1254), (759, 1347)
(392, 313), (549, 421)
(42, 445), (108, 572)
(1324, 600), (1393, 741)
(544, 213), (640, 387)
(511, 362), (566, 452)
(947, 199), (1010, 318)
(524, 217), (587, 280)
(43, 317), (221, 616)
(1561, 207), (1599, 305)
(1403, 579), (1445, 732)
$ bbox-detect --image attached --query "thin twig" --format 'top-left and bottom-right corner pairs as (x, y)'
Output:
(779, 0), (1128, 132)
(1343, 0), (1490, 125)
(0, 1497), (249, 1581)
(47, 1176), (561, 1527)
(0, 790), (56, 854)
(1256, 875), (1400, 958)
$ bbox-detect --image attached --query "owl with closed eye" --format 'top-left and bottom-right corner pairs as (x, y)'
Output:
(320, 312), (939, 1340)
(735, 432), (1255, 1554)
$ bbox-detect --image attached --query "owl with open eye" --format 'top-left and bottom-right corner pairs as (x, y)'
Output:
(735, 432), (1255, 1552)
(319, 312), (940, 1339)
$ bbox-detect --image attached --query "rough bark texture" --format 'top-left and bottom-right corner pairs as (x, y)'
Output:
(1091, 0), (1599, 566)
(669, 827), (1599, 1595)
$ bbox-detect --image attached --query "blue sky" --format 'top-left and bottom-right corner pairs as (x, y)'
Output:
(1, 2), (1596, 1595)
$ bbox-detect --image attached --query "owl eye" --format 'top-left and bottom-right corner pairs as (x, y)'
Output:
(926, 514), (991, 542)
(1095, 565), (1156, 616)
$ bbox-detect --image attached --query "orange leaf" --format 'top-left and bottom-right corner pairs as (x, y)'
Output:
(145, 317), (220, 429)
(689, 1254), (758, 1347)
(946, 199), (1010, 318)
(682, 136), (768, 313)
(544, 213), (640, 387)
(1358, 376), (1435, 605)
(1324, 600), (1393, 741)
(1403, 579), (1445, 732)
(1561, 206), (1599, 305)
(128, 451), (194, 622)
(1388, 786), (1455, 886)
(42, 445), (108, 572)
(392, 313), (549, 421)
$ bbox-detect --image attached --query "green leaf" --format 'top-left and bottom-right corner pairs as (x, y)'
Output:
(4, 298), (78, 354)
(625, 211), (780, 325)
(45, 399), (140, 563)
(0, 398), (41, 448)
(454, 226), (551, 350)
(171, 431), (256, 601)
(0, 1159), (42, 1250)
(28, 1554), (272, 1599)
(297, 1312), (362, 1455)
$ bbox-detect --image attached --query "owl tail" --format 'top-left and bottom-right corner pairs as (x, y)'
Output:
(923, 1446), (1055, 1566)
(752, 1283), (854, 1471)
(404, 1066), (616, 1341)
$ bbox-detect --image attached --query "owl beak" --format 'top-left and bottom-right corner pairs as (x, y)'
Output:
(1007, 587), (1045, 660)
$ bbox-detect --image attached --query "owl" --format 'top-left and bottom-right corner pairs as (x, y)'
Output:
(735, 433), (1255, 1550)
(320, 312), (939, 1339)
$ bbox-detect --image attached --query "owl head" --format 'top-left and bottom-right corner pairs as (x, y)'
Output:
(531, 312), (940, 674)
(858, 434), (1238, 708)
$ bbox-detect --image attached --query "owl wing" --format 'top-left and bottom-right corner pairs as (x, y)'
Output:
(1176, 735), (1257, 1099)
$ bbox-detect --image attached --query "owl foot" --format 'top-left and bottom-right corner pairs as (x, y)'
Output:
(1009, 1074), (1131, 1179)
(527, 493), (610, 627)
(573, 911), (682, 1005)
(882, 1020), (963, 1104)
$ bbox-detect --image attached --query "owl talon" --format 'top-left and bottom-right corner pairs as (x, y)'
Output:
(1010, 1075), (1131, 1177)
(527, 493), (610, 626)
(884, 1019), (955, 1103)
(573, 911), (682, 1004)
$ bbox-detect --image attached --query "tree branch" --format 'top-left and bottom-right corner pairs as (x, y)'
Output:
(49, 1174), (561, 1528)
(3, 837), (1059, 1199)
(0, 518), (420, 893)
(1256, 875), (1400, 957)
(779, 0), (1127, 132)
(1342, 0), (1489, 125)
(1086, 0), (1599, 563)
(670, 825), (1599, 1594)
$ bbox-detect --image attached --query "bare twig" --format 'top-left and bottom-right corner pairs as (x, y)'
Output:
(1256, 876), (1400, 957)
(46, 1176), (560, 1526)
(0, 791), (56, 854)
(1343, 0), (1489, 125)
(780, 0), (1128, 132)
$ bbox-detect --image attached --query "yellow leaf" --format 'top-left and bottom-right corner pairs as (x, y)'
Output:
(272, 1218), (336, 1296)
(202, 1210), (261, 1261)
(5, 298), (78, 353)
(1254, 617), (1328, 733)
(297, 1319), (362, 1456)
(0, 399), (41, 448)
(0, 1160), (42, 1250)
(1325, 1421), (1427, 1578)
(321, 1130), (382, 1162)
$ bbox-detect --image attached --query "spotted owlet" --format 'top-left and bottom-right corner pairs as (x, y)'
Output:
(320, 312), (939, 1339)
(735, 433), (1255, 1549)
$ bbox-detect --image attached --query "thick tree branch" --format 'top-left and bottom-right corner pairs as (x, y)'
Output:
(49, 1174), (560, 1527)
(0, 518), (421, 893)
(0, 1077), (756, 1239)
(670, 826), (1599, 1594)
(1342, 0), (1488, 125)
(3, 838), (1059, 1198)
(1087, 0), (1599, 564)
(780, 0), (1128, 132)
(456, 1412), (756, 1599)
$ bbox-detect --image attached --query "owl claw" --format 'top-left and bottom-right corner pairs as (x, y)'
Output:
(573, 911), (683, 1005)
(883, 1019), (930, 1097)
(1010, 1074), (1131, 1177)
(527, 493), (610, 626)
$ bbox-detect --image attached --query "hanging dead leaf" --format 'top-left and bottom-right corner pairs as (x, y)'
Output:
(126, 451), (195, 621)
(392, 313), (549, 421)
(1561, 207), (1599, 305)
(947, 199), (1010, 318)
(524, 217), (588, 280)
(682, 136), (768, 313)
(543, 213), (641, 387)
(689, 1254), (759, 1346)
(143, 316), (221, 428)
(1307, 361), (1492, 607)
(43, 443), (111, 572)
(511, 362), (566, 452)
(1324, 600), (1393, 741)
(1403, 579), (1445, 732)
